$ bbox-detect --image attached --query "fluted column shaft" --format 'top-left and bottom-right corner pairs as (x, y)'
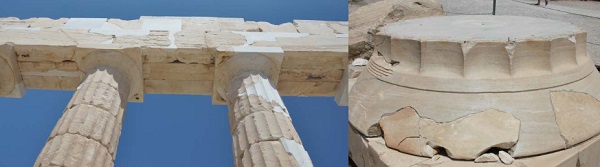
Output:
(226, 72), (313, 167)
(34, 67), (130, 167)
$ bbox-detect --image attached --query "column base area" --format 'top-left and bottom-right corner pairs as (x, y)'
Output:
(349, 124), (600, 167)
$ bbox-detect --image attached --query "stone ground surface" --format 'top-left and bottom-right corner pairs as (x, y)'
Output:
(551, 1), (600, 11)
(350, 0), (600, 65)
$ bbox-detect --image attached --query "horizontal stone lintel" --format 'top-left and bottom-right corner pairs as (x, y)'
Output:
(0, 17), (348, 100)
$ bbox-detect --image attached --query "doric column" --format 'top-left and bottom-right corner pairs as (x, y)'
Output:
(34, 67), (129, 167)
(214, 47), (313, 167)
(34, 49), (142, 167)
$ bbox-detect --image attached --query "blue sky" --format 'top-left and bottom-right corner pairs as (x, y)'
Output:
(0, 0), (347, 24)
(0, 0), (348, 166)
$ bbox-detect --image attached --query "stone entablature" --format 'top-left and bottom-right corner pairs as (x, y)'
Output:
(0, 16), (348, 102)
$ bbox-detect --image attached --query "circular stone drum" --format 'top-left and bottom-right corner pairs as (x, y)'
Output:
(349, 15), (600, 160)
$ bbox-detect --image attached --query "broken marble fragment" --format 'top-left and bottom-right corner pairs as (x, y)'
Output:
(474, 153), (500, 163)
(379, 107), (433, 157)
(420, 109), (520, 160)
(422, 145), (437, 157)
(379, 107), (420, 148)
(550, 91), (600, 147)
(499, 151), (514, 165)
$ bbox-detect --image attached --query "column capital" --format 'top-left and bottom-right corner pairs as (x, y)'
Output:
(0, 43), (25, 98)
(212, 46), (284, 104)
(73, 46), (144, 102)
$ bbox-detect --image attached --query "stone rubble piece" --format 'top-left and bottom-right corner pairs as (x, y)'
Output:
(474, 153), (500, 163)
(498, 151), (515, 165)
(422, 145), (437, 157)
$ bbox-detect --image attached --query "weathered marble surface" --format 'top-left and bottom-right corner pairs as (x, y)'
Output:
(35, 67), (129, 167)
(0, 16), (348, 101)
(349, 15), (600, 162)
